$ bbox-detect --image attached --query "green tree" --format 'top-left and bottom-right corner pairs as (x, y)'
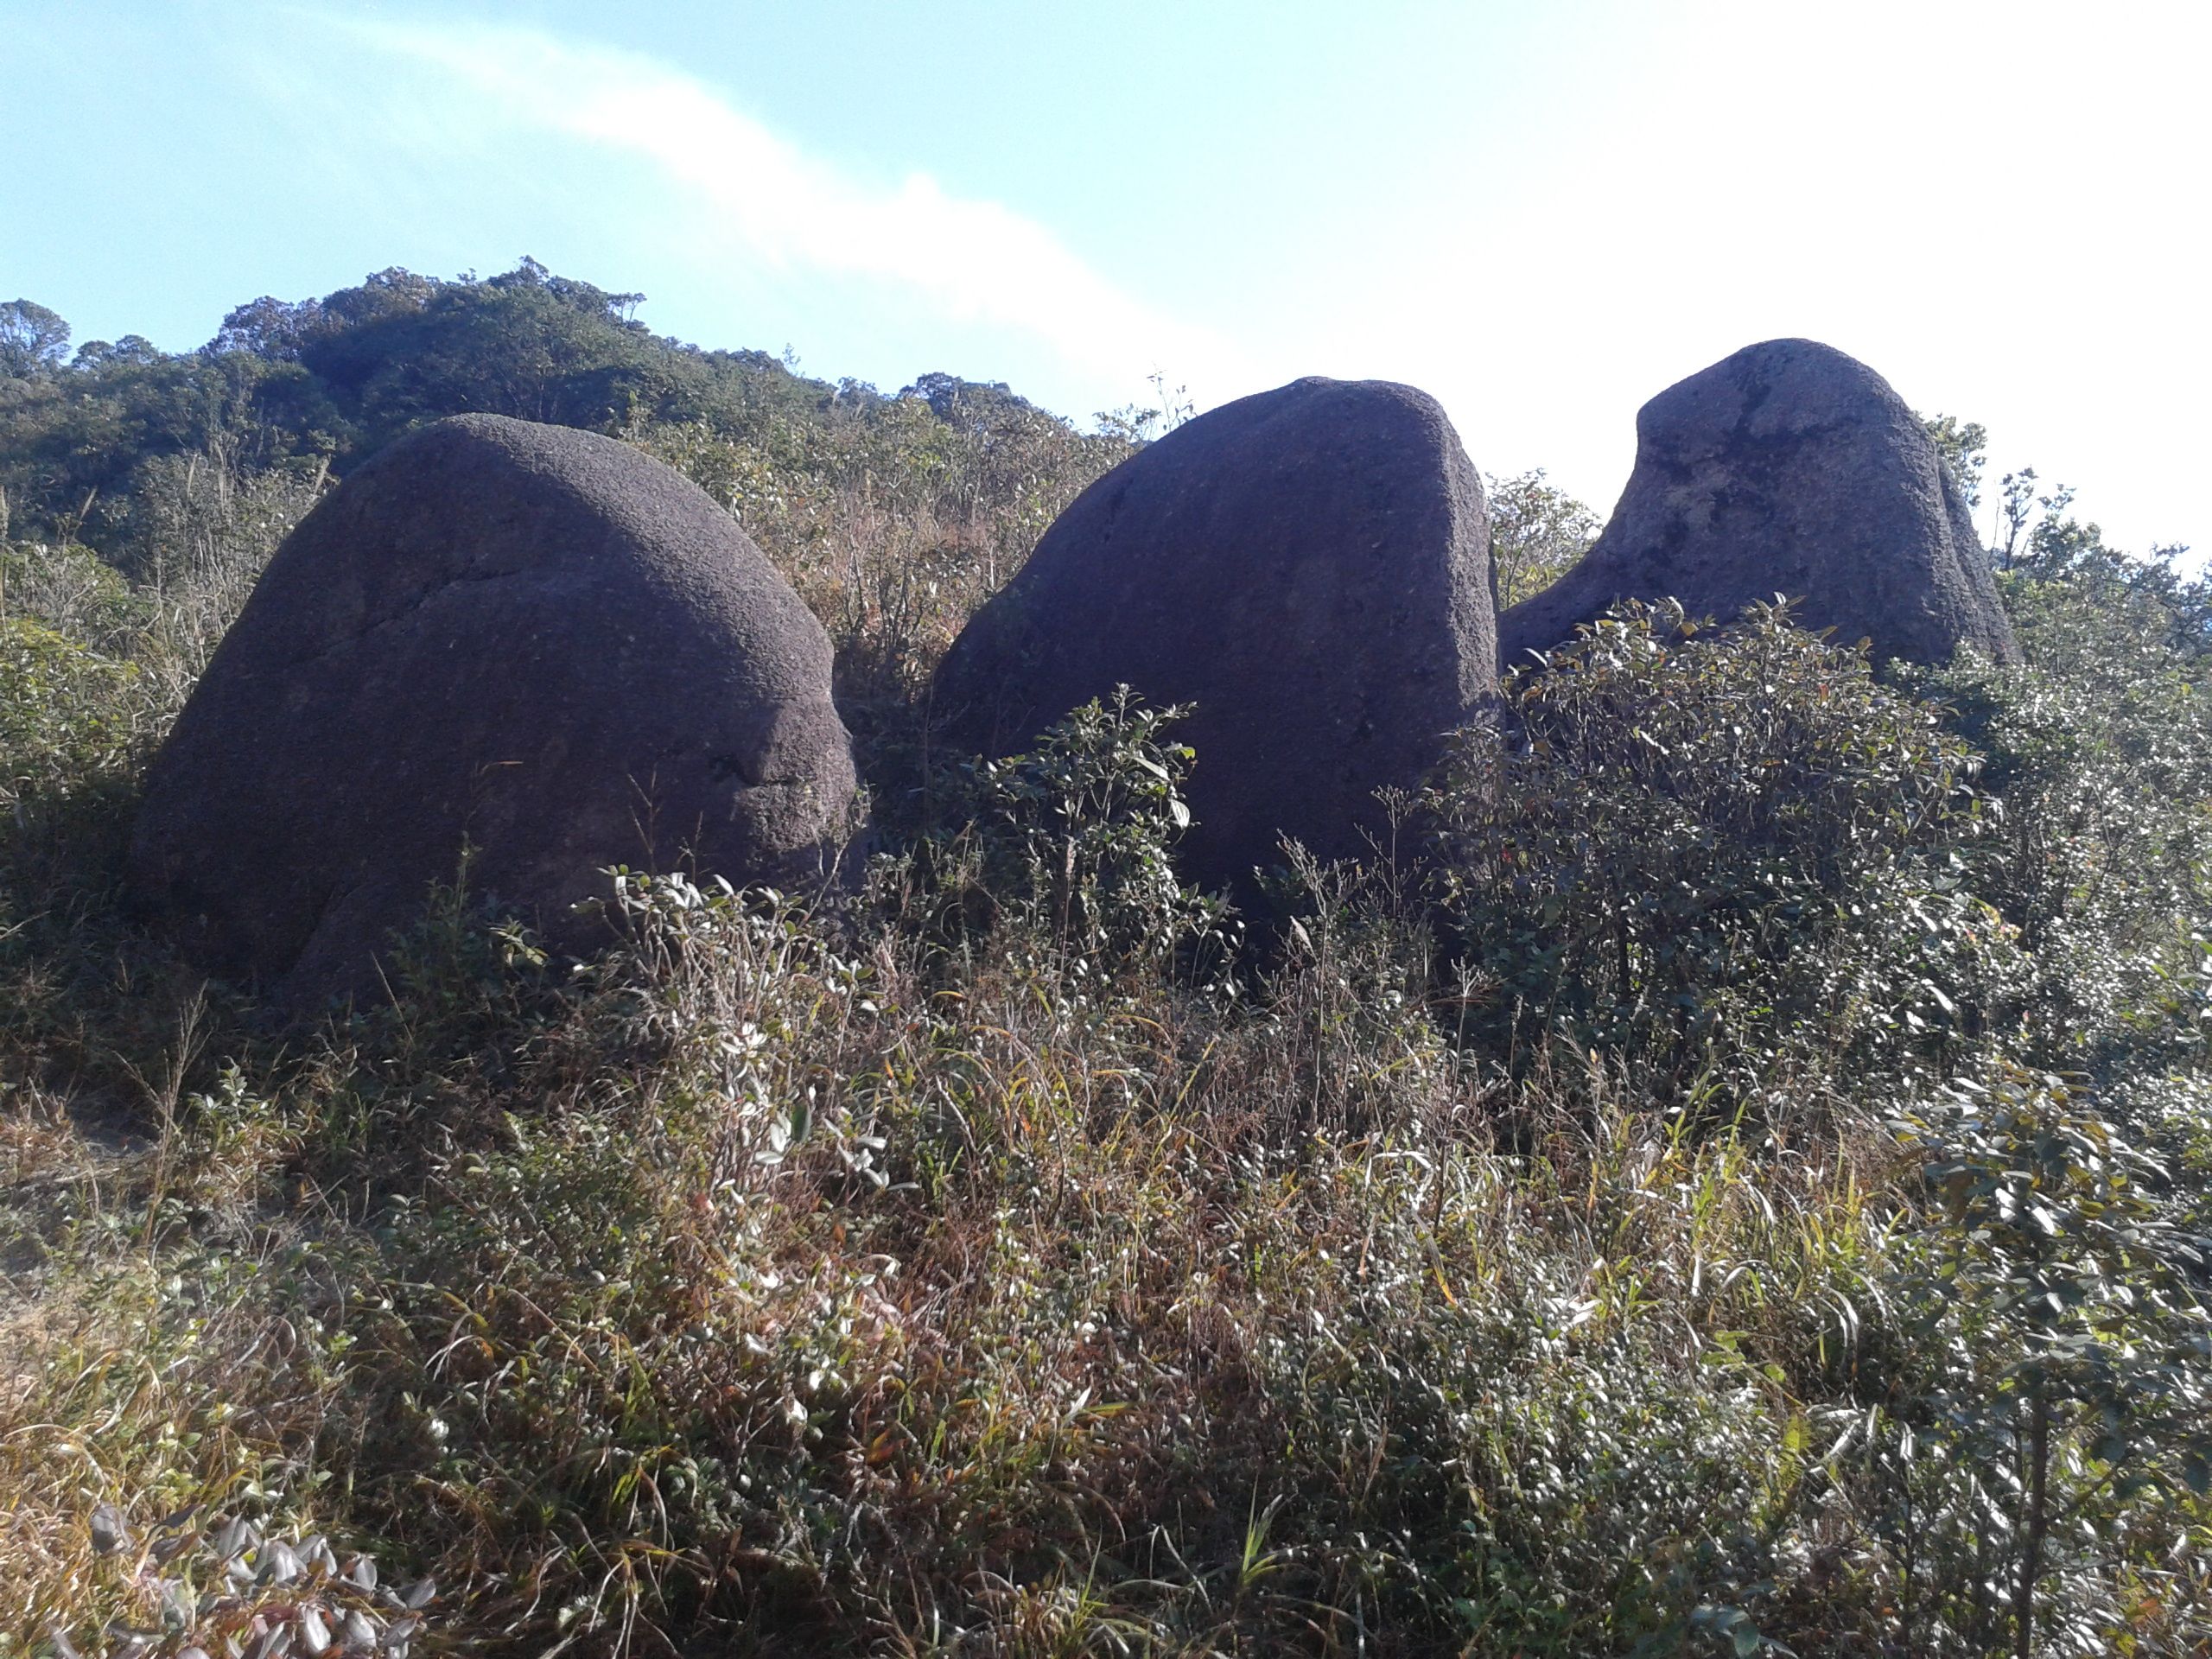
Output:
(0, 300), (70, 379)
(1485, 467), (1600, 607)
(1923, 411), (1990, 511)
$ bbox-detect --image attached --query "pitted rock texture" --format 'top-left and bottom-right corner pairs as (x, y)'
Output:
(128, 414), (857, 1005)
(1498, 339), (2018, 670)
(934, 376), (1497, 896)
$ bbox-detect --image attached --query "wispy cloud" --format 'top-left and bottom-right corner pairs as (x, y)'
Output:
(331, 16), (1229, 395)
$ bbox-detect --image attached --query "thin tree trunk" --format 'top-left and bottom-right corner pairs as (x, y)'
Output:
(2015, 1389), (2052, 1659)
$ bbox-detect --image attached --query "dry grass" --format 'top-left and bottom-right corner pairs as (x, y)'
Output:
(2, 422), (2207, 1657)
(0, 864), (1929, 1655)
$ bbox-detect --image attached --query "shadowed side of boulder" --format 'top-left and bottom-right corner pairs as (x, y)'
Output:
(127, 413), (858, 1006)
(1498, 339), (2018, 670)
(933, 375), (1497, 896)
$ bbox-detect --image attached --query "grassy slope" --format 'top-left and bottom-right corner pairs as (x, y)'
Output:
(3, 312), (2210, 1656)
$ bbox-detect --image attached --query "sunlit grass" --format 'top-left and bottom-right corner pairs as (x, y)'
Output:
(3, 418), (2208, 1656)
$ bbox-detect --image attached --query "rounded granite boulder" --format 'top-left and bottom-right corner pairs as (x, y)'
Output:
(128, 414), (858, 1005)
(933, 376), (1497, 896)
(1498, 339), (2018, 670)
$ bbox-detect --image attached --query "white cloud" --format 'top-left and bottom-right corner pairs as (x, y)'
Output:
(332, 16), (1235, 397)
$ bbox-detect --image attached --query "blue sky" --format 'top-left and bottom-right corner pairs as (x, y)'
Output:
(5, 0), (2207, 555)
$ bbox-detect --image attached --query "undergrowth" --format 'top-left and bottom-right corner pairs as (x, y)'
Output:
(2, 408), (2209, 1658)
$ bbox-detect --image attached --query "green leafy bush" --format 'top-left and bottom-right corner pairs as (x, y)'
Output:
(934, 687), (1234, 976)
(0, 541), (149, 653)
(0, 615), (141, 812)
(1914, 569), (2212, 1090)
(1866, 1065), (2212, 1656)
(1423, 600), (1998, 1103)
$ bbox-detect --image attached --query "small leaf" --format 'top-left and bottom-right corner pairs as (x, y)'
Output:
(2183, 1449), (2212, 1497)
(260, 1541), (303, 1585)
(89, 1503), (130, 1556)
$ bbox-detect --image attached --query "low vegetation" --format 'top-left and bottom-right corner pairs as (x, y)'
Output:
(3, 269), (2209, 1656)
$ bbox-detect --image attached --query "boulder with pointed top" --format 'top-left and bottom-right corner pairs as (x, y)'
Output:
(128, 414), (858, 1005)
(933, 375), (1497, 895)
(1498, 339), (2018, 670)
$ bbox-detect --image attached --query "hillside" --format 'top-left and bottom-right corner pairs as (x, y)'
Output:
(0, 260), (1078, 534)
(3, 265), (2210, 1658)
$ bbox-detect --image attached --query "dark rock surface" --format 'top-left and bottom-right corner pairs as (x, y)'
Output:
(933, 376), (1497, 895)
(129, 414), (857, 1004)
(1498, 339), (2018, 670)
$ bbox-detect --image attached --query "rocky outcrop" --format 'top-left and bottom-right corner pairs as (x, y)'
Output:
(933, 376), (1497, 895)
(1498, 339), (2018, 670)
(129, 414), (858, 1004)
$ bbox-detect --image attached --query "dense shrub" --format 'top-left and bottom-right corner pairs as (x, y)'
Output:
(1868, 1064), (2212, 1656)
(939, 688), (1234, 976)
(1422, 599), (2002, 1105)
(1912, 572), (2212, 1091)
(0, 615), (140, 810)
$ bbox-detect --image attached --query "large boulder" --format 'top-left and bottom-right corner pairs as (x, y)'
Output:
(933, 376), (1497, 895)
(129, 414), (858, 1004)
(1498, 339), (2018, 669)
